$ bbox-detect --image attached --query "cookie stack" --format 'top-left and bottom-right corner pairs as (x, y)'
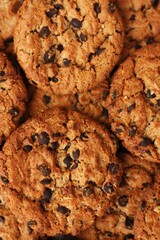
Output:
(0, 0), (160, 240)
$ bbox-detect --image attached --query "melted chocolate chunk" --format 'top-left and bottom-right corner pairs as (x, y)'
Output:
(38, 132), (50, 145)
(141, 200), (147, 211)
(0, 216), (5, 223)
(64, 154), (73, 168)
(96, 48), (105, 56)
(54, 4), (64, 10)
(9, 107), (19, 117)
(102, 107), (109, 118)
(108, 163), (119, 174)
(12, 0), (23, 13)
(27, 220), (37, 226)
(70, 18), (82, 28)
(79, 33), (87, 42)
(43, 95), (51, 105)
(63, 58), (71, 66)
(118, 195), (128, 207)
(0, 176), (9, 184)
(125, 216), (134, 229)
(115, 128), (123, 134)
(104, 182), (114, 194)
(23, 145), (33, 152)
(129, 127), (136, 137)
(139, 137), (153, 147)
(80, 132), (89, 140)
(0, 71), (5, 76)
(31, 133), (39, 142)
(39, 26), (51, 38)
(57, 44), (64, 51)
(43, 52), (55, 64)
(49, 76), (59, 82)
(127, 103), (135, 113)
(130, 15), (136, 21)
(83, 186), (94, 197)
(46, 8), (57, 18)
(57, 206), (71, 216)
(123, 234), (134, 240)
(40, 178), (52, 185)
(49, 141), (59, 151)
(157, 99), (160, 106)
(72, 149), (80, 160)
(88, 53), (94, 62)
(43, 188), (52, 203)
(71, 162), (78, 170)
(93, 2), (101, 14)
(151, 0), (159, 8)
(37, 165), (51, 176)
(146, 89), (156, 98)
(146, 37), (154, 45)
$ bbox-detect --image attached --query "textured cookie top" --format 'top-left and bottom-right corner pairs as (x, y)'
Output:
(78, 152), (160, 240)
(0, 51), (27, 146)
(134, 174), (160, 240)
(108, 43), (160, 162)
(0, 108), (121, 236)
(115, 0), (160, 59)
(28, 80), (110, 126)
(0, 0), (24, 41)
(14, 0), (124, 95)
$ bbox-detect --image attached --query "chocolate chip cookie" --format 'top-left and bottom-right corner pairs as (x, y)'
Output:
(28, 80), (110, 126)
(115, 0), (160, 59)
(0, 0), (24, 41)
(14, 0), (124, 95)
(108, 43), (160, 163)
(78, 152), (160, 240)
(0, 108), (121, 236)
(0, 51), (27, 146)
(134, 173), (160, 239)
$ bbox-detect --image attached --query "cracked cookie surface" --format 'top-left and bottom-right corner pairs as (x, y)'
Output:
(108, 43), (160, 163)
(0, 108), (121, 236)
(115, 0), (160, 60)
(0, 51), (27, 146)
(14, 0), (124, 95)
(28, 80), (110, 126)
(134, 172), (160, 240)
(0, 0), (24, 42)
(78, 152), (160, 240)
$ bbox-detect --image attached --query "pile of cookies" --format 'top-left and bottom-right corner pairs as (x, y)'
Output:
(0, 0), (160, 239)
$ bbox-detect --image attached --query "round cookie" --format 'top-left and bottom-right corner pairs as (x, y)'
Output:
(14, 0), (124, 95)
(0, 51), (27, 146)
(78, 152), (160, 240)
(115, 0), (160, 60)
(28, 80), (110, 126)
(0, 0), (24, 41)
(0, 108), (121, 236)
(107, 43), (160, 163)
(134, 175), (160, 240)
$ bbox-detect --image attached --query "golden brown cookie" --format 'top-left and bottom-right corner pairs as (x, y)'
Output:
(115, 0), (160, 59)
(28, 80), (110, 126)
(108, 43), (160, 163)
(0, 51), (27, 146)
(14, 0), (124, 95)
(0, 108), (122, 236)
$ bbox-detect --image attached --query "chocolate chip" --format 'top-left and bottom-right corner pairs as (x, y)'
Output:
(31, 133), (39, 142)
(108, 2), (116, 13)
(123, 234), (134, 240)
(42, 95), (51, 105)
(0, 216), (5, 223)
(0, 176), (9, 184)
(40, 199), (46, 211)
(130, 15), (135, 21)
(64, 142), (71, 151)
(108, 163), (119, 174)
(88, 53), (94, 62)
(139, 137), (152, 147)
(125, 216), (134, 230)
(64, 154), (73, 168)
(146, 37), (154, 45)
(54, 4), (64, 10)
(83, 187), (94, 197)
(104, 182), (114, 194)
(115, 128), (123, 134)
(38, 132), (50, 145)
(49, 141), (59, 151)
(39, 26), (51, 38)
(0, 71), (5, 76)
(118, 195), (128, 207)
(70, 18), (82, 28)
(48, 76), (58, 82)
(46, 8), (57, 18)
(79, 33), (87, 42)
(129, 127), (136, 137)
(53, 132), (61, 137)
(27, 220), (37, 226)
(127, 103), (135, 113)
(57, 205), (70, 216)
(37, 165), (51, 176)
(12, 0), (23, 13)
(112, 90), (116, 99)
(8, 107), (19, 117)
(151, 0), (159, 8)
(157, 99), (160, 106)
(43, 52), (55, 64)
(95, 48), (105, 56)
(80, 132), (89, 140)
(102, 108), (109, 118)
(93, 2), (101, 14)
(23, 145), (33, 152)
(102, 90), (109, 100)
(40, 178), (52, 185)
(63, 58), (71, 66)
(146, 150), (151, 155)
(43, 188), (52, 203)
(71, 162), (78, 170)
(72, 149), (80, 160)
(0, 79), (6, 83)
(141, 200), (146, 211)
(146, 89), (156, 98)
(57, 44), (64, 52)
